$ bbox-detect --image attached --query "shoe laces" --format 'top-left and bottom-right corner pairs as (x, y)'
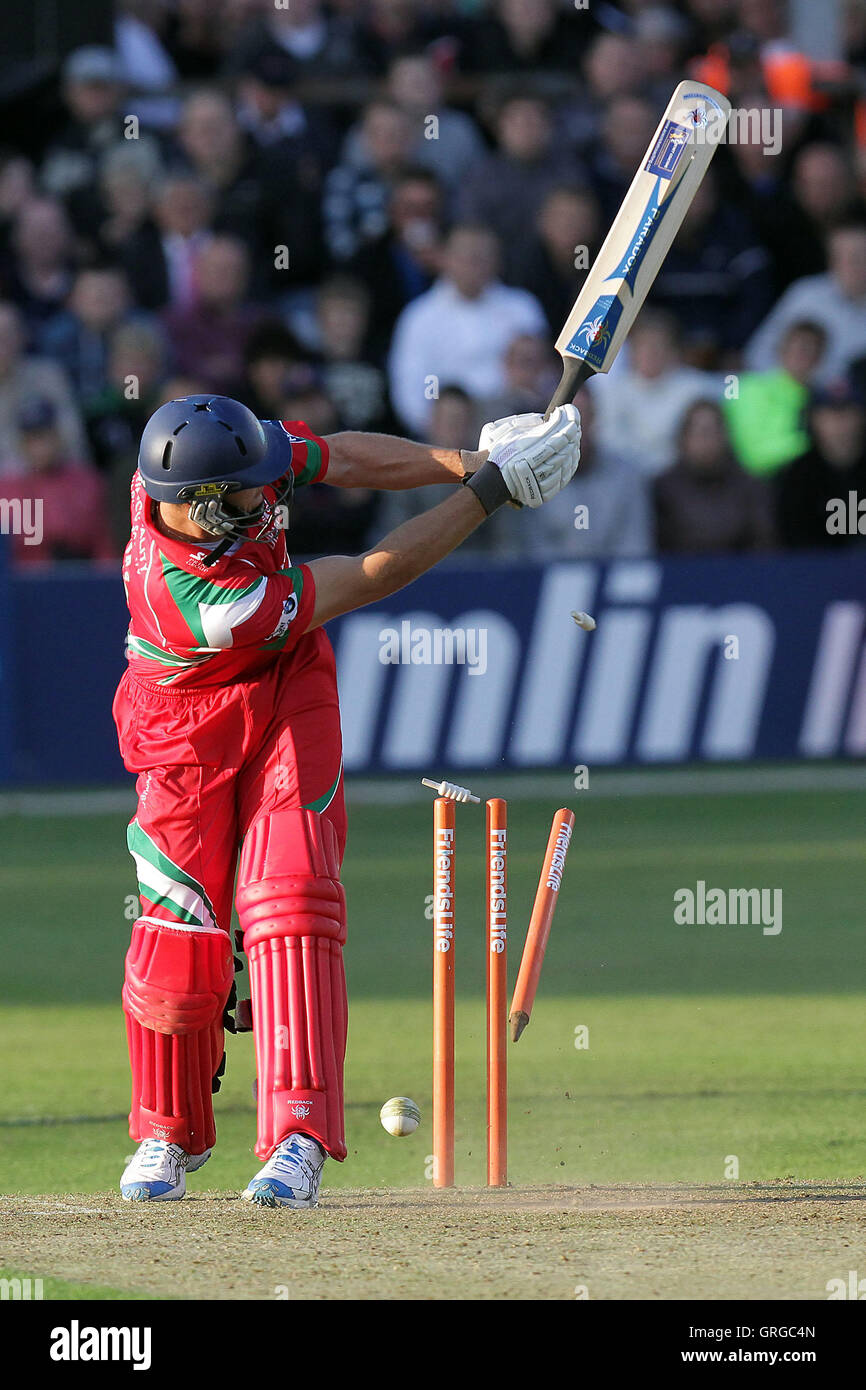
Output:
(138, 1140), (187, 1172)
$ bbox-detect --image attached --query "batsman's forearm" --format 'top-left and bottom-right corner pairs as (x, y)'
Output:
(361, 486), (486, 596)
(325, 431), (478, 489)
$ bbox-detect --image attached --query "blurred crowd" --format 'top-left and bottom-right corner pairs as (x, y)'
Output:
(2, 0), (866, 567)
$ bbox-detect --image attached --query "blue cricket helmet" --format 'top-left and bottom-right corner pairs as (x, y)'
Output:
(137, 395), (289, 503)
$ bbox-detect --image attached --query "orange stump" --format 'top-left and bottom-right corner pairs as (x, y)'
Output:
(509, 808), (575, 1043)
(486, 798), (508, 1186)
(432, 798), (456, 1186)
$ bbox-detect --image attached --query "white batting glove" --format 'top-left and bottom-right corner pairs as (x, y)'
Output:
(477, 405), (582, 509)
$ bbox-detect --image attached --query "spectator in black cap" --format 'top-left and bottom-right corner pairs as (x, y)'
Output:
(235, 47), (337, 288)
(776, 379), (866, 548)
(237, 45), (336, 163)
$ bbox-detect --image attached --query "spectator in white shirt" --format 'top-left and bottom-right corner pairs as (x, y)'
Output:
(746, 219), (866, 383)
(387, 224), (546, 435)
(591, 309), (718, 477)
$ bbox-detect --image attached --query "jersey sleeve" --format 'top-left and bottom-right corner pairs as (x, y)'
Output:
(158, 554), (317, 654)
(264, 420), (329, 489)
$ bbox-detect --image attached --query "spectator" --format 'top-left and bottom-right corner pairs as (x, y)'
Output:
(388, 224), (546, 435)
(511, 385), (652, 559)
(92, 319), (169, 542)
(162, 235), (261, 392)
(241, 320), (320, 420)
(721, 99), (828, 296)
(746, 219), (866, 382)
(377, 385), (487, 552)
(654, 399), (775, 553)
(348, 167), (444, 352)
(316, 276), (396, 432)
(588, 95), (658, 225)
(120, 174), (214, 311)
(88, 319), (167, 475)
(633, 7), (692, 95)
(3, 198), (76, 343)
(562, 33), (643, 153)
(0, 301), (88, 463)
(457, 94), (585, 268)
(650, 169), (774, 364)
(40, 47), (130, 200)
(235, 47), (335, 288)
(790, 145), (857, 263)
(592, 310), (718, 477)
(229, 0), (363, 83)
(323, 101), (412, 263)
(355, 0), (446, 75)
(162, 0), (227, 80)
(508, 185), (601, 338)
(776, 380), (866, 549)
(427, 384), (478, 452)
(381, 51), (485, 196)
(280, 385), (380, 556)
(174, 88), (294, 289)
(0, 398), (112, 566)
(478, 333), (559, 421)
(73, 140), (163, 261)
(724, 320), (827, 476)
(39, 266), (135, 410)
(463, 0), (593, 74)
(236, 46), (324, 155)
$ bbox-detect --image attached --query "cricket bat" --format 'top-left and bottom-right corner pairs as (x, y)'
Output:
(545, 81), (731, 416)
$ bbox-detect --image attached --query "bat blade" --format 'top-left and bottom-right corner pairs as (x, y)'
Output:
(546, 81), (731, 413)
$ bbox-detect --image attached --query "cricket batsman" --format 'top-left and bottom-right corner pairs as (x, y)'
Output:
(114, 395), (580, 1207)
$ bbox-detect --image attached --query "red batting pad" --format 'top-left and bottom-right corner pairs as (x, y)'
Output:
(123, 919), (234, 1153)
(237, 809), (348, 1160)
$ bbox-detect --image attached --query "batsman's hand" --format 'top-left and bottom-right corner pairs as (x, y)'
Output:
(469, 406), (581, 512)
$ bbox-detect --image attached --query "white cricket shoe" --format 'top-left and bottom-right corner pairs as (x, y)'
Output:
(120, 1139), (211, 1202)
(242, 1133), (326, 1209)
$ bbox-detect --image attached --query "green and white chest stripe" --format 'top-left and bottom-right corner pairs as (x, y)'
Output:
(128, 820), (219, 931)
(160, 553), (271, 648)
(129, 554), (305, 683)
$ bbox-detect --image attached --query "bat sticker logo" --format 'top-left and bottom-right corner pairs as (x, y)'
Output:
(645, 119), (690, 179)
(565, 294), (624, 367)
(577, 317), (611, 350)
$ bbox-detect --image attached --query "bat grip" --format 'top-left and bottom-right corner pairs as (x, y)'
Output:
(544, 358), (594, 419)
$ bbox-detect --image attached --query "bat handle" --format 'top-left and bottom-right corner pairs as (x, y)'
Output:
(544, 358), (594, 419)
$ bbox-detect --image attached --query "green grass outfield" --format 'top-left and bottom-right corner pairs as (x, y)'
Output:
(2, 773), (865, 1201)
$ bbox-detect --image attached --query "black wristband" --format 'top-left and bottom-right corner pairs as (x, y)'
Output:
(462, 460), (513, 516)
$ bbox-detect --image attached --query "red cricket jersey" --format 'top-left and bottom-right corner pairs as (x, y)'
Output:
(121, 421), (328, 688)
